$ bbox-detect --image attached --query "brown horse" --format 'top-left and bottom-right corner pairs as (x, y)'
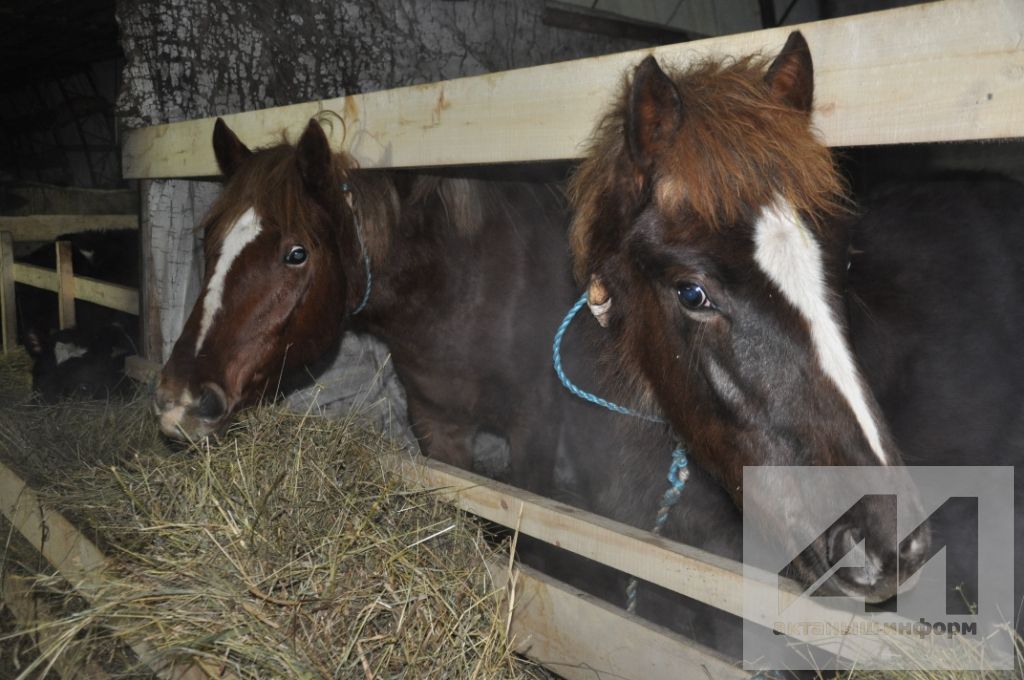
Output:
(151, 117), (754, 650)
(567, 32), (932, 603)
(154, 118), (576, 494)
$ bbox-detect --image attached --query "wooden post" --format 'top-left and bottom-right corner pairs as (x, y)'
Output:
(138, 179), (162, 362)
(56, 240), (75, 329)
(0, 232), (15, 353)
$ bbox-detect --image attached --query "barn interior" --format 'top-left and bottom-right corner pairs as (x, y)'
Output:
(1, 0), (1022, 677)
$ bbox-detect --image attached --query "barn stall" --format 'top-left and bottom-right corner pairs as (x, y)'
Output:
(2, 0), (1024, 677)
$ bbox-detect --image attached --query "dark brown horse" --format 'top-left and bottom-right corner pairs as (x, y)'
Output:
(154, 118), (576, 494)
(568, 32), (933, 604)
(570, 27), (1024, 651)
(150, 118), (752, 651)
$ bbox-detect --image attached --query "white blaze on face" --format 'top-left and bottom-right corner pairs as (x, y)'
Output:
(54, 341), (87, 365)
(753, 200), (888, 465)
(195, 208), (263, 355)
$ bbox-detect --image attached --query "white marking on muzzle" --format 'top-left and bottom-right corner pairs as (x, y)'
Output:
(195, 208), (263, 355)
(54, 341), (87, 365)
(158, 388), (194, 437)
(753, 200), (888, 465)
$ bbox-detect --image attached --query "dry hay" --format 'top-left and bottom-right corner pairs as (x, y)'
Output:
(0, 353), (545, 679)
(2, 350), (1022, 679)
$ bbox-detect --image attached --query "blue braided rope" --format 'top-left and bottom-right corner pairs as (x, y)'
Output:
(553, 292), (692, 615)
(654, 448), (689, 532)
(553, 293), (664, 423)
(341, 182), (372, 315)
(627, 446), (689, 614)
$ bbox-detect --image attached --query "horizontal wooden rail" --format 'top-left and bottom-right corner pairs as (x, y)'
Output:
(390, 453), (926, 666)
(0, 215), (138, 243)
(485, 559), (747, 680)
(13, 262), (139, 315)
(123, 0), (1024, 178)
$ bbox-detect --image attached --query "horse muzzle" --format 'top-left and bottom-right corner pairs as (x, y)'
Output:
(818, 519), (931, 602)
(154, 382), (230, 441)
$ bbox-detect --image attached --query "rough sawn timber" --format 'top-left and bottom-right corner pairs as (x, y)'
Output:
(0, 215), (138, 244)
(123, 0), (1024, 178)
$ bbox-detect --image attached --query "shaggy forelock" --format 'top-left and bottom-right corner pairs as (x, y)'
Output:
(201, 138), (492, 270)
(201, 143), (353, 260)
(568, 53), (847, 282)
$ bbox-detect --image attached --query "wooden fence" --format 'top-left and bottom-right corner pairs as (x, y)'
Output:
(0, 215), (140, 354)
(3, 0), (1024, 677)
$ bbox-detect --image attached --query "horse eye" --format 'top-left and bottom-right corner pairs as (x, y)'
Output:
(677, 282), (711, 310)
(284, 246), (307, 266)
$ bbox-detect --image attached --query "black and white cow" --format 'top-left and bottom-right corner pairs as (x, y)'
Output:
(26, 322), (137, 403)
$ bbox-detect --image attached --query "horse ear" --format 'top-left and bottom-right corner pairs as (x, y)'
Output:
(296, 119), (334, 196)
(627, 55), (683, 173)
(766, 31), (814, 114)
(23, 328), (48, 359)
(212, 118), (252, 178)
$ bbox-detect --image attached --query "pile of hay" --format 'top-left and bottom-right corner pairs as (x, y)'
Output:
(0, 353), (545, 679)
(4, 350), (1022, 680)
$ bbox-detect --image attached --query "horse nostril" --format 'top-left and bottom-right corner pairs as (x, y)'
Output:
(827, 524), (862, 567)
(196, 383), (228, 421)
(826, 524), (886, 588)
(900, 526), (930, 570)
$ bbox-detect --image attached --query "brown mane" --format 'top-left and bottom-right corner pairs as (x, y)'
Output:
(568, 53), (847, 281)
(200, 136), (489, 269)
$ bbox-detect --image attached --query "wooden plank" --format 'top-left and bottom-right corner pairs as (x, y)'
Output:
(13, 262), (58, 292)
(389, 453), (918, 665)
(2, 572), (111, 679)
(124, 355), (161, 384)
(0, 461), (214, 680)
(56, 241), (76, 330)
(13, 263), (138, 315)
(122, 0), (1024, 178)
(138, 180), (163, 362)
(74, 276), (139, 315)
(0, 232), (15, 353)
(0, 215), (138, 243)
(486, 559), (748, 680)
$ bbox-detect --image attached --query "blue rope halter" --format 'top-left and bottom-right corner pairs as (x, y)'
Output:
(341, 182), (372, 315)
(553, 292), (690, 613)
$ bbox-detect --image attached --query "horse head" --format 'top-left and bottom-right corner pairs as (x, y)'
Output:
(155, 119), (368, 439)
(569, 32), (929, 601)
